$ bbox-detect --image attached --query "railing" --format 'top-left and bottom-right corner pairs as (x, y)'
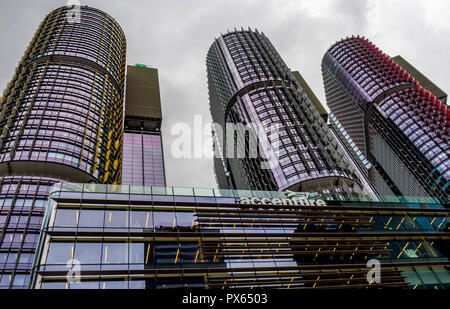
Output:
(49, 182), (445, 205)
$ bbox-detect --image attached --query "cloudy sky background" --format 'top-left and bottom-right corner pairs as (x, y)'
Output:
(0, 0), (449, 189)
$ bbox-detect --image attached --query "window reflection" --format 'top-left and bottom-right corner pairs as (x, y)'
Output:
(104, 210), (128, 228)
(100, 281), (128, 289)
(46, 242), (73, 264)
(78, 210), (104, 228)
(69, 281), (99, 289)
(74, 243), (102, 264)
(153, 211), (176, 229)
(103, 243), (128, 264)
(41, 281), (67, 289)
(129, 242), (145, 264)
(176, 211), (196, 229)
(54, 209), (79, 226)
(130, 210), (153, 229)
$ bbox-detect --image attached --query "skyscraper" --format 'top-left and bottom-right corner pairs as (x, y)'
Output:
(322, 36), (449, 202)
(207, 29), (362, 194)
(122, 64), (166, 187)
(0, 6), (126, 288)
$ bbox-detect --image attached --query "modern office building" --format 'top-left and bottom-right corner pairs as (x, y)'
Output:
(207, 29), (362, 194)
(30, 183), (449, 289)
(0, 6), (126, 288)
(322, 36), (450, 202)
(122, 64), (166, 187)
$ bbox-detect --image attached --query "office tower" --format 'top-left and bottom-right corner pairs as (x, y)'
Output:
(322, 36), (449, 202)
(0, 6), (126, 288)
(31, 183), (449, 289)
(291, 71), (328, 123)
(392, 56), (447, 105)
(122, 64), (166, 187)
(207, 29), (361, 194)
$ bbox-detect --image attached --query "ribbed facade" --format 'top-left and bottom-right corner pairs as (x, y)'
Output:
(0, 6), (126, 288)
(207, 29), (360, 193)
(322, 36), (450, 202)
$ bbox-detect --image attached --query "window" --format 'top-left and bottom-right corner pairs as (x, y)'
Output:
(74, 242), (102, 264)
(102, 243), (128, 264)
(78, 209), (104, 228)
(130, 210), (153, 229)
(153, 211), (176, 229)
(104, 210), (128, 228)
(129, 242), (145, 264)
(54, 209), (79, 227)
(40, 281), (66, 289)
(176, 211), (196, 229)
(100, 281), (128, 289)
(12, 274), (29, 288)
(46, 242), (74, 264)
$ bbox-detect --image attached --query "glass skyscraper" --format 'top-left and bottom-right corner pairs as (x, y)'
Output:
(0, 6), (126, 288)
(207, 29), (362, 194)
(322, 36), (449, 202)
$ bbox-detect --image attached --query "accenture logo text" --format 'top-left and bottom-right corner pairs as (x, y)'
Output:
(239, 190), (326, 207)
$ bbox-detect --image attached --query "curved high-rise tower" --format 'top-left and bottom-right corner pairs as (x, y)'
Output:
(322, 36), (449, 202)
(207, 29), (360, 193)
(0, 6), (126, 288)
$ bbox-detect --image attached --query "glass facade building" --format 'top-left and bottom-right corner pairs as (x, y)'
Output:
(0, 6), (126, 288)
(207, 29), (362, 194)
(322, 36), (449, 202)
(30, 183), (449, 289)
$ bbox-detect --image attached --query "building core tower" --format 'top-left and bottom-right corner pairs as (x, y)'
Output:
(122, 64), (166, 187)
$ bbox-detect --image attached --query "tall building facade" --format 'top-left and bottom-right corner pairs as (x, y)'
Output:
(322, 36), (450, 202)
(207, 29), (362, 194)
(0, 6), (126, 288)
(122, 64), (166, 187)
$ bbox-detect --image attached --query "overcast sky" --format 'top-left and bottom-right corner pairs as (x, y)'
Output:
(0, 0), (449, 189)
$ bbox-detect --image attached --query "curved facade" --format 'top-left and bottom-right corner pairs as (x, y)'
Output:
(0, 6), (126, 288)
(322, 36), (449, 201)
(207, 29), (360, 193)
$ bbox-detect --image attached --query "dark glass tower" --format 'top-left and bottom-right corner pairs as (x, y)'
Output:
(0, 6), (126, 288)
(122, 64), (166, 187)
(322, 36), (449, 202)
(207, 29), (361, 193)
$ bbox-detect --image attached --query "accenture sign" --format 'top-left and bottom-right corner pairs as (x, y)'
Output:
(239, 190), (326, 207)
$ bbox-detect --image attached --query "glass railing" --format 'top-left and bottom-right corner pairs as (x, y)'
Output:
(49, 183), (446, 206)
